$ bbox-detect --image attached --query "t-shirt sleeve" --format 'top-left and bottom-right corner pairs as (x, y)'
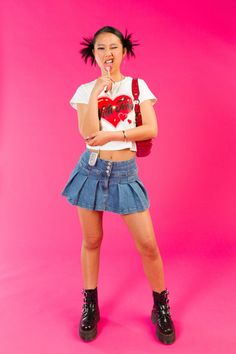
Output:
(69, 84), (90, 109)
(138, 78), (157, 105)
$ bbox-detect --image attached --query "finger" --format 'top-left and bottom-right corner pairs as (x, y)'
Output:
(105, 82), (112, 92)
(86, 136), (96, 144)
(86, 138), (95, 144)
(85, 132), (97, 139)
(101, 68), (109, 77)
(103, 81), (111, 88)
(106, 68), (110, 78)
(102, 66), (111, 78)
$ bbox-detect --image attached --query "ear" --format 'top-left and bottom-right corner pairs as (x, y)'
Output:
(123, 47), (127, 58)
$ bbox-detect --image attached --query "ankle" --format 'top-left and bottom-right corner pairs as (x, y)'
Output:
(152, 288), (170, 304)
(152, 287), (166, 294)
(83, 286), (98, 291)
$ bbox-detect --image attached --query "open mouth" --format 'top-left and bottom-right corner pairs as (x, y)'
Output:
(104, 59), (114, 64)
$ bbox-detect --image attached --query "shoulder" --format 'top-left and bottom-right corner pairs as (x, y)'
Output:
(75, 79), (97, 94)
(121, 76), (149, 88)
(125, 76), (152, 89)
(137, 77), (151, 88)
(132, 77), (157, 105)
(70, 79), (97, 108)
(82, 79), (97, 90)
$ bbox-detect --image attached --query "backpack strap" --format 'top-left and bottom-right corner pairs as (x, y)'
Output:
(132, 78), (142, 124)
(132, 78), (140, 103)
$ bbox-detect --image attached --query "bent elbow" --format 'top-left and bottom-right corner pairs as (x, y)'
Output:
(78, 124), (89, 140)
(150, 127), (158, 138)
(78, 124), (86, 139)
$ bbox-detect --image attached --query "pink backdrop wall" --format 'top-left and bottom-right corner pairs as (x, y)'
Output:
(1, 1), (236, 353)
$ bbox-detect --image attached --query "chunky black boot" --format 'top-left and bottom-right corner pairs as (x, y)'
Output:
(151, 289), (176, 344)
(79, 287), (100, 341)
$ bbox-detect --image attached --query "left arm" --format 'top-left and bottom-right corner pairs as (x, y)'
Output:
(115, 99), (158, 141)
(86, 99), (158, 146)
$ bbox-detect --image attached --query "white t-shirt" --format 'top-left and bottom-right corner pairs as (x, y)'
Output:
(69, 76), (157, 151)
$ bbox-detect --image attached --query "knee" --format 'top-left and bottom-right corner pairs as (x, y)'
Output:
(83, 234), (103, 250)
(136, 238), (160, 259)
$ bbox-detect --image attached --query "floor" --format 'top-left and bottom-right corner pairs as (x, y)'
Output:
(1, 238), (235, 354)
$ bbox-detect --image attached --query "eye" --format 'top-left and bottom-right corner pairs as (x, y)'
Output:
(96, 46), (118, 51)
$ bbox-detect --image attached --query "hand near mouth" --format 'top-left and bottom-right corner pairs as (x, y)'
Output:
(103, 66), (113, 92)
(91, 64), (114, 95)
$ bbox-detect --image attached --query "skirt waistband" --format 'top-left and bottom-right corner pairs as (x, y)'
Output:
(81, 148), (137, 172)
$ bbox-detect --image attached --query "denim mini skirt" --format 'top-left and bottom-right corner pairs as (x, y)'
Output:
(61, 149), (150, 214)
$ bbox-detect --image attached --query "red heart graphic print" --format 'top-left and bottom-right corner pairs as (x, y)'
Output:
(98, 95), (133, 128)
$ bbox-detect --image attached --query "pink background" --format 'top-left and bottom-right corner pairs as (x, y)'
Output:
(1, 0), (236, 353)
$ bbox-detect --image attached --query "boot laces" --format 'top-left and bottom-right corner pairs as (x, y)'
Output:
(157, 291), (171, 322)
(158, 301), (171, 320)
(81, 289), (96, 316)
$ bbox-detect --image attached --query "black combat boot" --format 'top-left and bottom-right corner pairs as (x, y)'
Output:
(151, 289), (176, 344)
(79, 287), (100, 341)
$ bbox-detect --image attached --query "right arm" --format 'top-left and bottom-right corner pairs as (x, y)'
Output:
(76, 92), (100, 139)
(76, 74), (113, 139)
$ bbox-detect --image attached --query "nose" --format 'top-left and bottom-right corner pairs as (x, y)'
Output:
(105, 49), (112, 57)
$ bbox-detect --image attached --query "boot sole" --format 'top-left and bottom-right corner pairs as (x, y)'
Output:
(78, 312), (100, 342)
(79, 326), (97, 341)
(151, 310), (175, 344)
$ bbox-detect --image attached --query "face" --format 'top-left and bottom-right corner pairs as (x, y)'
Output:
(93, 32), (127, 74)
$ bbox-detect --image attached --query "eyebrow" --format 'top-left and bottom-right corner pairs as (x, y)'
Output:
(95, 43), (118, 46)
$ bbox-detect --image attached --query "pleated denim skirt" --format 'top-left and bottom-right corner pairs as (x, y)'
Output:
(61, 148), (150, 214)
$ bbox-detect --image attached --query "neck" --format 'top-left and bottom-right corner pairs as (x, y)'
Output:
(109, 70), (124, 82)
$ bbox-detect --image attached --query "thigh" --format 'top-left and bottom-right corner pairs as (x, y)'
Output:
(121, 209), (159, 250)
(77, 206), (104, 239)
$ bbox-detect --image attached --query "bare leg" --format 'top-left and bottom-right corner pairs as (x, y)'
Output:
(121, 209), (165, 292)
(77, 207), (104, 289)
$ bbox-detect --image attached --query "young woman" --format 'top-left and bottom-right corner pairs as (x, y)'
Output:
(61, 26), (176, 345)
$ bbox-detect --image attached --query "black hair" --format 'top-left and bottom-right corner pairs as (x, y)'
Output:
(79, 26), (140, 66)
